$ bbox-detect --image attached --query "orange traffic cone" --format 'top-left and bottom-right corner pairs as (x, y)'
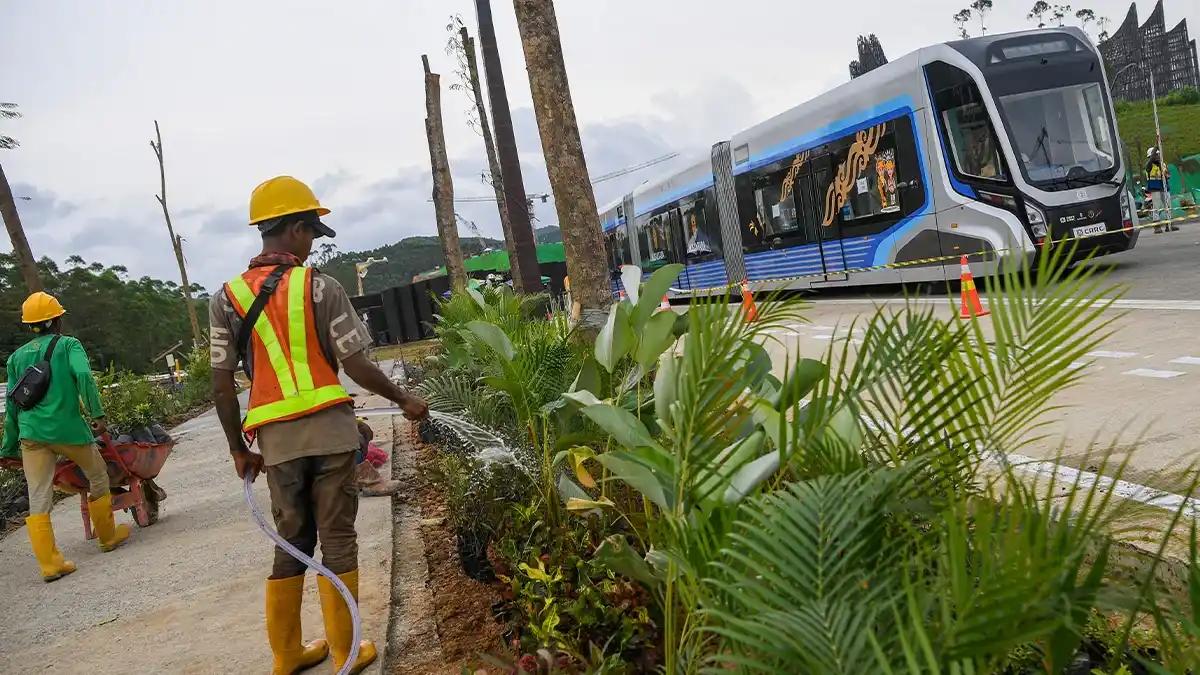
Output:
(657, 295), (670, 312)
(740, 279), (759, 323)
(959, 256), (989, 319)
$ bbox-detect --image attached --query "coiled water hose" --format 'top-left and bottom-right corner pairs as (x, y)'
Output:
(243, 473), (361, 675)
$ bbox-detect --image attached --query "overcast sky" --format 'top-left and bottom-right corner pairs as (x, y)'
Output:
(2, 0), (1194, 291)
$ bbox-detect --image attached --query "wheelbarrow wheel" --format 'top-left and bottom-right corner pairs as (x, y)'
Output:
(136, 499), (162, 526)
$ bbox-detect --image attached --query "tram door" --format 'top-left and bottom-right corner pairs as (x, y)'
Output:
(792, 153), (848, 282)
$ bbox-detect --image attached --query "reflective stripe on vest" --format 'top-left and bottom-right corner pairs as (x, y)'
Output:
(225, 266), (351, 431)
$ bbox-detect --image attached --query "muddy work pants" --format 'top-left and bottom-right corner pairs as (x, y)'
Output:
(265, 451), (360, 579)
(22, 440), (110, 515)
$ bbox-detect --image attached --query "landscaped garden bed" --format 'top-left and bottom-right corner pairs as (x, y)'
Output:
(406, 253), (1200, 674)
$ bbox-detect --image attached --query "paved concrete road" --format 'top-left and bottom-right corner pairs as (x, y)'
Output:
(0, 375), (396, 674)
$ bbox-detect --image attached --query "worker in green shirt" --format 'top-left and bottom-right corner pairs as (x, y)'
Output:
(1, 291), (131, 582)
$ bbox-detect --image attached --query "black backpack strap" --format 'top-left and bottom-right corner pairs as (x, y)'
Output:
(43, 334), (62, 362)
(234, 265), (293, 378)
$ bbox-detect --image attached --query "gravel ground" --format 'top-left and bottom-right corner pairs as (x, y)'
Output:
(0, 378), (401, 674)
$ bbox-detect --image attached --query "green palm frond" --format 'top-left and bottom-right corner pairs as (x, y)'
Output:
(703, 470), (904, 673)
(417, 370), (507, 430)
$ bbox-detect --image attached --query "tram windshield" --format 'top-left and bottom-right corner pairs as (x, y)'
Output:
(998, 82), (1116, 186)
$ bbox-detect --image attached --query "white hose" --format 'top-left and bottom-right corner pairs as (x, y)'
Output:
(243, 474), (361, 675)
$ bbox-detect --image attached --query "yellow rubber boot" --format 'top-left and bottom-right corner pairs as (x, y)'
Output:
(316, 570), (376, 674)
(88, 494), (131, 552)
(25, 513), (76, 582)
(266, 575), (329, 674)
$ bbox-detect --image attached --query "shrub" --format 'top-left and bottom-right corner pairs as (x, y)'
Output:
(178, 343), (212, 410)
(1162, 86), (1200, 106)
(96, 368), (177, 432)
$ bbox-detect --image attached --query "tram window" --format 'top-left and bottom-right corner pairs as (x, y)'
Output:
(943, 104), (1006, 180)
(927, 61), (1009, 182)
(734, 174), (764, 248)
(752, 172), (801, 237)
(681, 196), (720, 260)
(832, 125), (902, 222)
(604, 228), (629, 272)
(636, 212), (673, 271)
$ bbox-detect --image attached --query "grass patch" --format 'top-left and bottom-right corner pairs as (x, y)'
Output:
(370, 339), (440, 365)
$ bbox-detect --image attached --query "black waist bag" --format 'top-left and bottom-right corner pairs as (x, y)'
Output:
(10, 335), (61, 410)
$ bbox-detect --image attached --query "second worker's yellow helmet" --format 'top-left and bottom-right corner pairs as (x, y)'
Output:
(21, 291), (66, 324)
(248, 175), (331, 226)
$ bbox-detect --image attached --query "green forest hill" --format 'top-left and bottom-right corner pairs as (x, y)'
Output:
(319, 225), (562, 295)
(1115, 88), (1200, 193)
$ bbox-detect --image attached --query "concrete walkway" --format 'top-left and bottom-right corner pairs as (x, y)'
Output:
(0, 382), (397, 673)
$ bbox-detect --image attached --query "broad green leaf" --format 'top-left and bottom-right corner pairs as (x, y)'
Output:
(724, 450), (780, 504)
(595, 302), (634, 373)
(519, 561), (560, 584)
(481, 375), (519, 399)
(556, 473), (590, 503)
(561, 390), (602, 408)
(566, 496), (615, 513)
(752, 398), (783, 448)
(568, 446), (597, 488)
(772, 358), (827, 411)
(570, 357), (602, 395)
(654, 351), (678, 427)
(695, 430), (766, 506)
(620, 265), (643, 306)
(738, 342), (772, 390)
(596, 448), (673, 510)
(582, 402), (659, 451)
(465, 320), (515, 362)
(635, 310), (678, 371)
(631, 263), (684, 328)
(827, 404), (863, 451)
(466, 287), (488, 312)
(593, 534), (658, 587)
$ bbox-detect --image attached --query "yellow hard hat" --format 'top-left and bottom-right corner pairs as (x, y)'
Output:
(21, 291), (66, 324)
(248, 175), (331, 226)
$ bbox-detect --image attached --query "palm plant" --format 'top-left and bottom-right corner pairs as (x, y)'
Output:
(570, 248), (1200, 672)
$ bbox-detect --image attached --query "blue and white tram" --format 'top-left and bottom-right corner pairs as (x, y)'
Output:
(600, 28), (1137, 296)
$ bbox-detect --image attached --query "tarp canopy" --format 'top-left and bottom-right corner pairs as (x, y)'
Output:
(418, 242), (566, 278)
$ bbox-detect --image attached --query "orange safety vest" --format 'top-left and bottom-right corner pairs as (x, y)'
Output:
(223, 265), (351, 432)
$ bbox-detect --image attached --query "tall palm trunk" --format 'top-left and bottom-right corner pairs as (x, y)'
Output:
(475, 0), (543, 293)
(0, 161), (43, 293)
(150, 121), (203, 346)
(423, 55), (468, 292)
(460, 26), (527, 293)
(512, 0), (609, 323)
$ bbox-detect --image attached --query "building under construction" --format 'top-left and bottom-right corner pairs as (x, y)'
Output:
(1100, 0), (1199, 101)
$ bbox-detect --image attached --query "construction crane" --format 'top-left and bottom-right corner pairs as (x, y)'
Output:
(455, 212), (491, 252)
(354, 256), (388, 296)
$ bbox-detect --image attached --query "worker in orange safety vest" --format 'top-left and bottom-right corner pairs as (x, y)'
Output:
(210, 175), (428, 674)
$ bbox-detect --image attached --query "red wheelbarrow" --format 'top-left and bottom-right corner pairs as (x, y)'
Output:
(52, 433), (174, 538)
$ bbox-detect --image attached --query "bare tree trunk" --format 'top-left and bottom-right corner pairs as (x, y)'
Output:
(150, 121), (203, 346)
(475, 0), (543, 293)
(460, 26), (527, 293)
(512, 0), (609, 321)
(423, 55), (468, 293)
(0, 162), (43, 293)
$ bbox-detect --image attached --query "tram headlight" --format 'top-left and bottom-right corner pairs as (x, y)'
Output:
(1024, 201), (1048, 239)
(1120, 190), (1134, 228)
